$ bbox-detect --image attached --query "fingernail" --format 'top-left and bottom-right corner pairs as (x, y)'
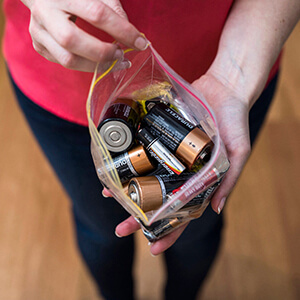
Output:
(115, 230), (122, 238)
(119, 60), (132, 70)
(218, 197), (226, 214)
(113, 49), (123, 60)
(134, 36), (148, 51)
(102, 190), (109, 198)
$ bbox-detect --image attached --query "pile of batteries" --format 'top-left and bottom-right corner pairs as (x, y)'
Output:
(98, 83), (222, 241)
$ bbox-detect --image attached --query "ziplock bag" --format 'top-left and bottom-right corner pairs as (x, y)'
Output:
(86, 42), (230, 241)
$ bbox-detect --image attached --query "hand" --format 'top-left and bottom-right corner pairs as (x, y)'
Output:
(21, 0), (147, 71)
(105, 69), (252, 255)
(100, 0), (300, 255)
(102, 188), (189, 255)
(192, 71), (251, 214)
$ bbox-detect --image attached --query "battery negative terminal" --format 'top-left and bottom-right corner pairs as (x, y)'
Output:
(130, 192), (137, 202)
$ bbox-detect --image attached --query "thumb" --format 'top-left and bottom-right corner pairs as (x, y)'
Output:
(101, 0), (128, 19)
(210, 145), (250, 214)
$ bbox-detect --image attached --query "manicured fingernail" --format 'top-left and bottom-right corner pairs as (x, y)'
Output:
(218, 197), (226, 214)
(113, 49), (123, 60)
(134, 36), (148, 50)
(102, 190), (109, 198)
(115, 230), (122, 238)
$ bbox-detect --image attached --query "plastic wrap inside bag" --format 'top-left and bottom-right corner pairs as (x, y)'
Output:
(86, 42), (230, 241)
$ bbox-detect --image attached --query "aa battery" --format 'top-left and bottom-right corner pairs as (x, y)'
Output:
(137, 128), (186, 176)
(99, 98), (140, 153)
(112, 145), (155, 183)
(142, 103), (213, 168)
(128, 173), (211, 212)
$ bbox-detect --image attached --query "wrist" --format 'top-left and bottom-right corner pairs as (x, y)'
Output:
(207, 48), (270, 110)
(207, 0), (300, 108)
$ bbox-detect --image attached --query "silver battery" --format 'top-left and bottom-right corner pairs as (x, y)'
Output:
(99, 120), (133, 152)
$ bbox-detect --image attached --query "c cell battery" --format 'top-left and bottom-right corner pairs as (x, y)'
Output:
(99, 98), (140, 153)
(142, 103), (213, 168)
(112, 145), (155, 183)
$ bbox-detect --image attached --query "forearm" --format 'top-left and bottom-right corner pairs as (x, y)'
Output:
(208, 0), (300, 108)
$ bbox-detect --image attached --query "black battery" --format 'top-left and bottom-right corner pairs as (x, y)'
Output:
(127, 173), (215, 212)
(142, 103), (213, 168)
(99, 98), (140, 153)
(112, 145), (155, 183)
(137, 128), (185, 176)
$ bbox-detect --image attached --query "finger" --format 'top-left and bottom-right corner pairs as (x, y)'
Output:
(102, 188), (112, 198)
(31, 23), (99, 71)
(115, 216), (140, 237)
(40, 10), (122, 65)
(210, 145), (250, 214)
(150, 223), (189, 256)
(66, 0), (148, 50)
(101, 0), (128, 19)
(32, 40), (58, 63)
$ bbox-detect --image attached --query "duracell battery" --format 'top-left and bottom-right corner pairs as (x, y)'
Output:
(142, 102), (213, 168)
(98, 98), (140, 153)
(122, 182), (129, 196)
(137, 128), (186, 176)
(142, 217), (183, 241)
(112, 145), (155, 183)
(128, 174), (211, 212)
(137, 97), (168, 118)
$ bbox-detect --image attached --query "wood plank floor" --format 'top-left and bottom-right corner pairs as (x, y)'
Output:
(0, 10), (299, 300)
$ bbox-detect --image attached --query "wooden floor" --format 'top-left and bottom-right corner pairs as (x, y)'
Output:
(0, 11), (299, 300)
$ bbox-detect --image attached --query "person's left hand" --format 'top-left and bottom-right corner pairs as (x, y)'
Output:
(102, 67), (253, 255)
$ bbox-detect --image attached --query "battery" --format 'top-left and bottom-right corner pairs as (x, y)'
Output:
(137, 128), (186, 176)
(122, 182), (129, 196)
(128, 176), (163, 212)
(127, 173), (212, 212)
(112, 145), (155, 183)
(137, 97), (168, 118)
(98, 98), (140, 153)
(142, 217), (183, 241)
(142, 102), (213, 168)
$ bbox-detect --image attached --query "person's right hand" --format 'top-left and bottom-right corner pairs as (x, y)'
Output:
(21, 0), (148, 71)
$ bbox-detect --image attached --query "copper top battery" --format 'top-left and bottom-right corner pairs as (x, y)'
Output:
(137, 128), (186, 176)
(142, 103), (213, 168)
(99, 98), (140, 153)
(128, 173), (207, 212)
(128, 176), (163, 212)
(128, 175), (191, 212)
(143, 217), (182, 241)
(112, 145), (155, 183)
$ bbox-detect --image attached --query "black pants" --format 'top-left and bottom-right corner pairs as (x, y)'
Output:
(10, 72), (278, 300)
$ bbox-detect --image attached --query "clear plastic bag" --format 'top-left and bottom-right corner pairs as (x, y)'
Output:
(86, 41), (230, 241)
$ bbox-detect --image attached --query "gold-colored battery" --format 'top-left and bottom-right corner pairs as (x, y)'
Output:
(128, 177), (163, 212)
(122, 182), (129, 196)
(169, 218), (182, 228)
(128, 145), (155, 175)
(176, 127), (214, 169)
